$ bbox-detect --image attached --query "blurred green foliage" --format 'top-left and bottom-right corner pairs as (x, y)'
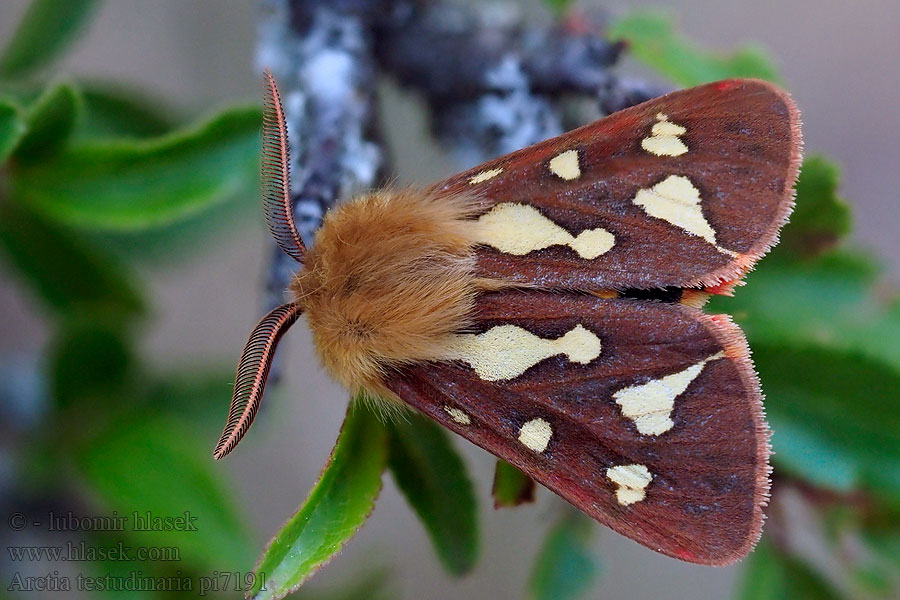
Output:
(738, 539), (843, 600)
(0, 2), (267, 598)
(529, 511), (598, 600)
(0, 99), (28, 161)
(492, 459), (535, 508)
(386, 412), (479, 576)
(0, 0), (100, 78)
(0, 199), (143, 314)
(10, 107), (262, 230)
(77, 83), (177, 139)
(608, 12), (780, 85)
(1, 1), (898, 599)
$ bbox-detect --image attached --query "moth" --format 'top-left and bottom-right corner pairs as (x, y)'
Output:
(215, 71), (801, 566)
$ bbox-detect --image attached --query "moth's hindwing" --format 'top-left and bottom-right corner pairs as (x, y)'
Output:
(442, 79), (801, 291)
(385, 291), (769, 565)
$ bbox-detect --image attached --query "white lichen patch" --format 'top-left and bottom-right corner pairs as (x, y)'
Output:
(632, 175), (736, 256)
(606, 464), (653, 506)
(518, 418), (553, 453)
(446, 324), (602, 381)
(474, 203), (614, 259)
(641, 113), (688, 157)
(613, 352), (726, 435)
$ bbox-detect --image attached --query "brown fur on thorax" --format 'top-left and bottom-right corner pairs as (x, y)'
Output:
(291, 187), (491, 399)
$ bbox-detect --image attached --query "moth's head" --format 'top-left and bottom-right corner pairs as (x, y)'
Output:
(289, 187), (482, 393)
(216, 72), (487, 460)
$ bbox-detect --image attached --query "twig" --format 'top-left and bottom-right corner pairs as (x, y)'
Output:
(256, 0), (663, 356)
(258, 0), (386, 311)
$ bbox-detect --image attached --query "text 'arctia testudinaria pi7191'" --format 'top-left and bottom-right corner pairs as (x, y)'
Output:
(214, 71), (801, 566)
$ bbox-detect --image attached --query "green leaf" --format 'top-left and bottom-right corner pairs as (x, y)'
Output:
(249, 402), (388, 600)
(858, 507), (900, 599)
(530, 511), (598, 600)
(387, 411), (479, 575)
(864, 528), (900, 571)
(0, 199), (143, 315)
(49, 317), (133, 409)
(738, 539), (842, 600)
(9, 106), (261, 230)
(722, 249), (900, 498)
(710, 250), (900, 375)
(777, 156), (852, 258)
(757, 344), (900, 501)
(86, 183), (259, 264)
(13, 82), (82, 162)
(150, 368), (236, 429)
(492, 459), (536, 508)
(75, 411), (256, 571)
(608, 12), (779, 86)
(0, 0), (100, 79)
(0, 98), (27, 162)
(782, 560), (843, 600)
(850, 564), (896, 598)
(738, 539), (786, 600)
(78, 83), (177, 139)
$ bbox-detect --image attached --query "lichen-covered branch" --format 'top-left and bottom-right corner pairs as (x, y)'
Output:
(258, 0), (386, 311)
(255, 0), (663, 334)
(374, 3), (665, 164)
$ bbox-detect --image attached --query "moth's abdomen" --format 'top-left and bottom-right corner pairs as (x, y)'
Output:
(291, 188), (484, 394)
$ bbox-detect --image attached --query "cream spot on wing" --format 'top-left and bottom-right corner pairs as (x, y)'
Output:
(652, 120), (687, 137)
(633, 175), (737, 256)
(518, 418), (553, 453)
(443, 405), (471, 425)
(446, 324), (602, 381)
(468, 167), (503, 185)
(570, 228), (616, 259)
(641, 113), (688, 157)
(613, 352), (726, 435)
(549, 149), (581, 180)
(474, 203), (614, 259)
(606, 464), (653, 506)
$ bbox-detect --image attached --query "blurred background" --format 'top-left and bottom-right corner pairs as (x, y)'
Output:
(1, 1), (898, 599)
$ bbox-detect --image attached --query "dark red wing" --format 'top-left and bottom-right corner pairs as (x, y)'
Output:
(383, 291), (769, 565)
(436, 79), (801, 290)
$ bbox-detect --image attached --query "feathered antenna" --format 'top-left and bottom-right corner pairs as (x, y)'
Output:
(214, 72), (307, 459)
(261, 69), (306, 262)
(213, 302), (303, 459)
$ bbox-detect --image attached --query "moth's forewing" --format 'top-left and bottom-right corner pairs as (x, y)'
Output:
(439, 79), (801, 290)
(385, 291), (769, 565)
